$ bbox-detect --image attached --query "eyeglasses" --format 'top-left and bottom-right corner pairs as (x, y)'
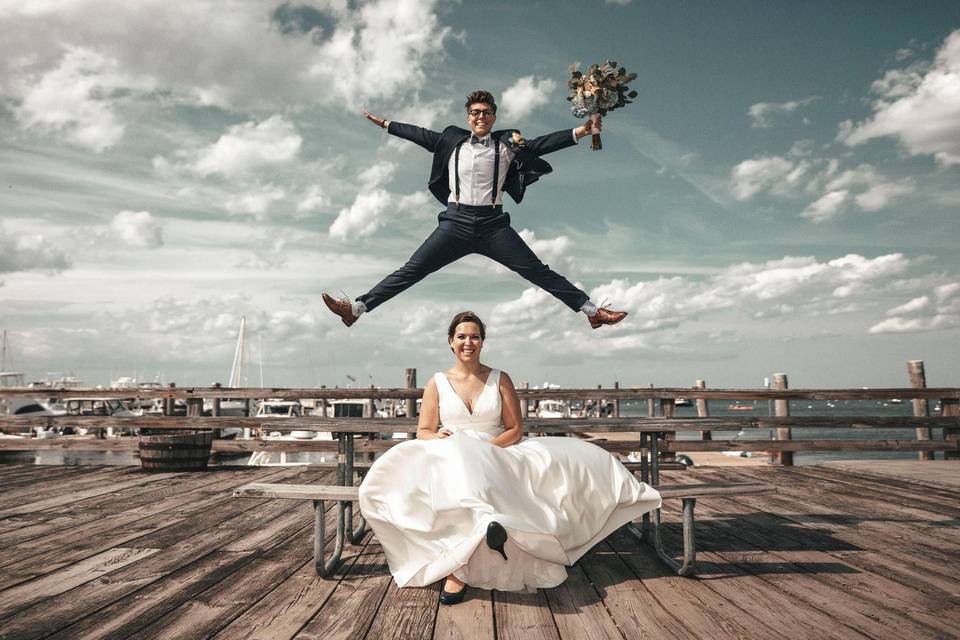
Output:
(468, 109), (494, 118)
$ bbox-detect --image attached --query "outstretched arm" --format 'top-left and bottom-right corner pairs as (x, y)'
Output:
(362, 108), (442, 152)
(521, 117), (601, 156)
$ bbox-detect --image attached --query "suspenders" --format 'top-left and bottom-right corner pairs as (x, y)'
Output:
(454, 137), (501, 205)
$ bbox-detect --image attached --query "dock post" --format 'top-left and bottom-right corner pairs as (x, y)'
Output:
(164, 382), (175, 417)
(772, 373), (792, 466)
(942, 398), (959, 460)
(908, 360), (933, 461)
(613, 381), (620, 418)
(520, 381), (529, 419)
(647, 383), (654, 418)
(694, 379), (711, 440)
(405, 368), (417, 439)
(211, 382), (223, 440)
(660, 398), (677, 463)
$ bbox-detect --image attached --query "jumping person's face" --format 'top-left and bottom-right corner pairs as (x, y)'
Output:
(466, 102), (495, 137)
(449, 322), (483, 363)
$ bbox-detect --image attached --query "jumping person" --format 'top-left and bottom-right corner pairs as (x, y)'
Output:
(322, 90), (628, 330)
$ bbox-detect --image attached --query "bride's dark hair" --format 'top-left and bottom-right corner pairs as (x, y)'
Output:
(448, 311), (486, 340)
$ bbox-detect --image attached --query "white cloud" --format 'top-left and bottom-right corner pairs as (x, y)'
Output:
(871, 281), (960, 334)
(490, 253), (915, 348)
(517, 229), (574, 271)
(0, 223), (71, 274)
(841, 29), (960, 166)
(500, 76), (557, 121)
(854, 179), (915, 211)
(0, 0), (452, 115)
(748, 96), (818, 128)
(12, 46), (154, 151)
(358, 161), (396, 189)
(733, 154), (915, 221)
(238, 239), (288, 270)
(329, 189), (392, 240)
(222, 184), (286, 220)
(295, 185), (331, 217)
(886, 296), (930, 316)
(801, 190), (848, 222)
(731, 156), (800, 200)
(186, 116), (302, 179)
(110, 210), (164, 248)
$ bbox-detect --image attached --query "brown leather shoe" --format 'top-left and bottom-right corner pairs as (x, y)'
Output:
(322, 293), (359, 327)
(588, 307), (627, 329)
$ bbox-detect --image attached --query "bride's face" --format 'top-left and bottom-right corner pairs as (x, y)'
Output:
(449, 322), (483, 362)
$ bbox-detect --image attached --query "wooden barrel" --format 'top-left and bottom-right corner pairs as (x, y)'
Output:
(138, 430), (214, 471)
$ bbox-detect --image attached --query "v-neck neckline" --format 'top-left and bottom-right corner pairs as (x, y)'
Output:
(442, 370), (494, 416)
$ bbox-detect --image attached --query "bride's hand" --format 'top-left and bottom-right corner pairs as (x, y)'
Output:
(436, 428), (453, 439)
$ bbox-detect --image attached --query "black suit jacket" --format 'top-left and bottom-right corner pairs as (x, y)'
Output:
(386, 122), (577, 205)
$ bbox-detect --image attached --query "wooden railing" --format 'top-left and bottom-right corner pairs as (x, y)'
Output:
(1, 374), (958, 465)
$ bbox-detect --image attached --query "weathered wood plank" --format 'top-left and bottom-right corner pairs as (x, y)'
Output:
(0, 546), (160, 621)
(432, 587), (494, 640)
(365, 579), (438, 640)
(494, 589), (560, 640)
(607, 528), (781, 639)
(576, 543), (695, 640)
(542, 564), (623, 640)
(210, 530), (374, 639)
(292, 541), (392, 640)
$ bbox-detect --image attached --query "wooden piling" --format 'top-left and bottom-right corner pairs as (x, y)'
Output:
(163, 383), (175, 417)
(695, 379), (711, 440)
(210, 382), (222, 441)
(660, 398), (677, 463)
(520, 381), (529, 419)
(405, 368), (417, 439)
(772, 373), (792, 466)
(613, 381), (620, 418)
(908, 360), (933, 461)
(943, 398), (960, 460)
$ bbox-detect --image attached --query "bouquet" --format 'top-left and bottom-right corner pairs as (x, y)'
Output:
(567, 60), (637, 150)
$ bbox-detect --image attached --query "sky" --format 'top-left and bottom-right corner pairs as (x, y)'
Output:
(0, 0), (959, 391)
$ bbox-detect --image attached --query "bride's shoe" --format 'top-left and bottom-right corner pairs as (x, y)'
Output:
(486, 521), (508, 561)
(439, 580), (467, 605)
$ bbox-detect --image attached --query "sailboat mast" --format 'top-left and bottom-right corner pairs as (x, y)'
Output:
(228, 316), (246, 388)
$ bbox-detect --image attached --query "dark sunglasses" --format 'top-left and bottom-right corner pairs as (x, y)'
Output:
(468, 109), (494, 117)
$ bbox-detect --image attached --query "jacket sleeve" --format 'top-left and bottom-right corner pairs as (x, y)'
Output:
(523, 129), (578, 157)
(386, 121), (443, 153)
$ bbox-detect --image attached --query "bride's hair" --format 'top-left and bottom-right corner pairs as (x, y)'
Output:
(448, 311), (486, 340)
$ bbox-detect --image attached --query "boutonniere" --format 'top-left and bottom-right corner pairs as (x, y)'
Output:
(509, 131), (526, 150)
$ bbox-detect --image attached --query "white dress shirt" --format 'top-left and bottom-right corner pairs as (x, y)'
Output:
(447, 131), (579, 206)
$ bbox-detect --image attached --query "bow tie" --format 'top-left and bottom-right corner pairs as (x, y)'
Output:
(470, 135), (489, 147)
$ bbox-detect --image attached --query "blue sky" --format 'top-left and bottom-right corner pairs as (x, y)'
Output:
(1, 1), (958, 390)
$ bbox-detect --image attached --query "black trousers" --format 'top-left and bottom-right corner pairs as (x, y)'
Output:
(358, 203), (589, 312)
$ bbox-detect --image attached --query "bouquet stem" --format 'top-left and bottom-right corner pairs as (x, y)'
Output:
(590, 113), (602, 151)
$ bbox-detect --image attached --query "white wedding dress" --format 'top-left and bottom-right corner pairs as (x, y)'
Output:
(358, 369), (661, 591)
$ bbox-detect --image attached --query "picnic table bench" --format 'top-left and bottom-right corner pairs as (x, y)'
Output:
(233, 428), (776, 577)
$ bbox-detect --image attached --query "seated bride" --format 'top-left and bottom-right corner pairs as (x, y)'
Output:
(358, 311), (661, 605)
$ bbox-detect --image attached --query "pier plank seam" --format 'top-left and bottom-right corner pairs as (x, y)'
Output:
(289, 540), (393, 640)
(0, 467), (325, 629)
(16, 470), (338, 640)
(656, 503), (960, 638)
(605, 529), (776, 640)
(655, 472), (960, 638)
(692, 468), (960, 603)
(0, 467), (323, 591)
(0, 465), (294, 547)
(207, 526), (376, 640)
(574, 544), (697, 640)
(718, 466), (960, 564)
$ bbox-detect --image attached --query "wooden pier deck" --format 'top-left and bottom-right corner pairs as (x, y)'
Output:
(0, 462), (957, 640)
